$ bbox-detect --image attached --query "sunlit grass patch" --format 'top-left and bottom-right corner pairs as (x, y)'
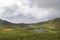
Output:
(48, 30), (57, 33)
(2, 29), (13, 32)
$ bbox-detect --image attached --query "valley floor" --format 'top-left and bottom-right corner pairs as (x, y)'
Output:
(0, 27), (60, 40)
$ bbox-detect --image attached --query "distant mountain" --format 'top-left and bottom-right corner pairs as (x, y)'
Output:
(0, 19), (29, 28)
(0, 19), (12, 25)
(0, 18), (60, 29)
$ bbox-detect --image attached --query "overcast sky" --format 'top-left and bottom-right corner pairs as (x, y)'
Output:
(0, 0), (60, 23)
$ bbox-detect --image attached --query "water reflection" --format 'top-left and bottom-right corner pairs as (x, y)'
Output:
(33, 27), (47, 32)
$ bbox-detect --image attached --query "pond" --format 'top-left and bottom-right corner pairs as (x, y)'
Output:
(33, 28), (47, 32)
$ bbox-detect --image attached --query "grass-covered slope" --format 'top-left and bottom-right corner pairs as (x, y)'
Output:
(25, 18), (60, 32)
(0, 18), (60, 40)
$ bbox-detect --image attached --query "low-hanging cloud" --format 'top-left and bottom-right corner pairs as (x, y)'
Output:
(0, 0), (60, 23)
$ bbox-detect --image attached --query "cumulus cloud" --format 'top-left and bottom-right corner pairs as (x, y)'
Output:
(0, 0), (60, 23)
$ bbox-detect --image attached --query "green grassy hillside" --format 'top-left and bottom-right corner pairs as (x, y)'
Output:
(25, 18), (60, 33)
(0, 18), (60, 40)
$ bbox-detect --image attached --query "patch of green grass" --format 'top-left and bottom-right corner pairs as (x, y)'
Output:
(0, 18), (60, 40)
(0, 27), (60, 40)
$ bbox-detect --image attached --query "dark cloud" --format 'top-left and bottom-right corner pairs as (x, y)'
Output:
(30, 0), (60, 8)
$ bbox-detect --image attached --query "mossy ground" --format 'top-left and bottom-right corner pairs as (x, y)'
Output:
(0, 27), (60, 40)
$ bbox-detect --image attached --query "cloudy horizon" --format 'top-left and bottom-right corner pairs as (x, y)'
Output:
(0, 0), (60, 23)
